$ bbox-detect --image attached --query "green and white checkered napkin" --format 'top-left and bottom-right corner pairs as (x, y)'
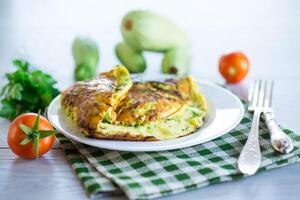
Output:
(56, 101), (300, 200)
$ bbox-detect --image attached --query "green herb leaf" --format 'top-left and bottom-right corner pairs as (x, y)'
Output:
(13, 59), (29, 71)
(0, 84), (10, 97)
(0, 99), (17, 121)
(20, 136), (32, 145)
(134, 122), (140, 128)
(39, 130), (57, 138)
(7, 83), (23, 100)
(0, 59), (60, 120)
(102, 111), (111, 123)
(19, 124), (32, 135)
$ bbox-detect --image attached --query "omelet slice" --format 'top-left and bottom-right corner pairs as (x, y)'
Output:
(61, 66), (206, 141)
(60, 66), (132, 136)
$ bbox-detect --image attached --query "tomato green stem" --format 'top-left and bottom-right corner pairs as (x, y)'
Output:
(19, 110), (57, 159)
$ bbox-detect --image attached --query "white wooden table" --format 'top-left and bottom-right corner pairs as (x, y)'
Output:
(1, 1), (300, 199)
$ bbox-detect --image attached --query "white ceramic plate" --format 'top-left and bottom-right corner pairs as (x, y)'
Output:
(48, 80), (244, 152)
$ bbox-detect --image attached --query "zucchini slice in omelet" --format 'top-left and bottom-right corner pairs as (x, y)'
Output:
(60, 66), (206, 141)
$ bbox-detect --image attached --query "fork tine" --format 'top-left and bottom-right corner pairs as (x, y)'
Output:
(264, 80), (274, 108)
(262, 80), (268, 107)
(269, 81), (274, 107)
(264, 81), (270, 108)
(248, 82), (254, 103)
(256, 80), (264, 106)
(251, 80), (260, 108)
(260, 80), (268, 107)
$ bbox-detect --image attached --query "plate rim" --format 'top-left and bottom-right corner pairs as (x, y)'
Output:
(48, 80), (244, 152)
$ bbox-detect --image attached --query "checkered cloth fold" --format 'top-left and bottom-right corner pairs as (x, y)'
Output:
(56, 101), (300, 200)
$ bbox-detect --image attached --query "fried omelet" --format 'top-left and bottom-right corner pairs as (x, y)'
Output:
(60, 66), (207, 141)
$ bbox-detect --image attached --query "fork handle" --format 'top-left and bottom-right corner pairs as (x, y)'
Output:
(263, 112), (294, 154)
(238, 110), (262, 175)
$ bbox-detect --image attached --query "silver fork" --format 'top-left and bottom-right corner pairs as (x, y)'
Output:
(259, 81), (294, 154)
(238, 80), (265, 175)
(247, 81), (294, 154)
(238, 80), (294, 175)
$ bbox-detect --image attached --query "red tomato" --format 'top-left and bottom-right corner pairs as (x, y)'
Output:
(7, 113), (55, 159)
(219, 52), (250, 83)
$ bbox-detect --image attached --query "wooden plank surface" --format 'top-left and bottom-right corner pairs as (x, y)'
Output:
(1, 148), (300, 200)
(0, 149), (89, 200)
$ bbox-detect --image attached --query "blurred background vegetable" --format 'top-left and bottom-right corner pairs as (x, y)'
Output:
(219, 52), (250, 84)
(0, 59), (60, 120)
(115, 42), (146, 73)
(72, 36), (99, 81)
(161, 46), (190, 75)
(116, 10), (190, 75)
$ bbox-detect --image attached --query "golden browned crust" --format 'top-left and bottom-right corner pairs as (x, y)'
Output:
(115, 81), (187, 125)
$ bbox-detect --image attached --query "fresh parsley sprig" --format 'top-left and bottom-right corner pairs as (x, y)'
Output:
(0, 59), (60, 120)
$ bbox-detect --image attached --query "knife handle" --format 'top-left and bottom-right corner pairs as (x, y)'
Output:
(238, 110), (262, 175)
(263, 112), (294, 154)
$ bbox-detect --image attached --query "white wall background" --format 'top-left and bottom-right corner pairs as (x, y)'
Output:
(0, 0), (300, 89)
